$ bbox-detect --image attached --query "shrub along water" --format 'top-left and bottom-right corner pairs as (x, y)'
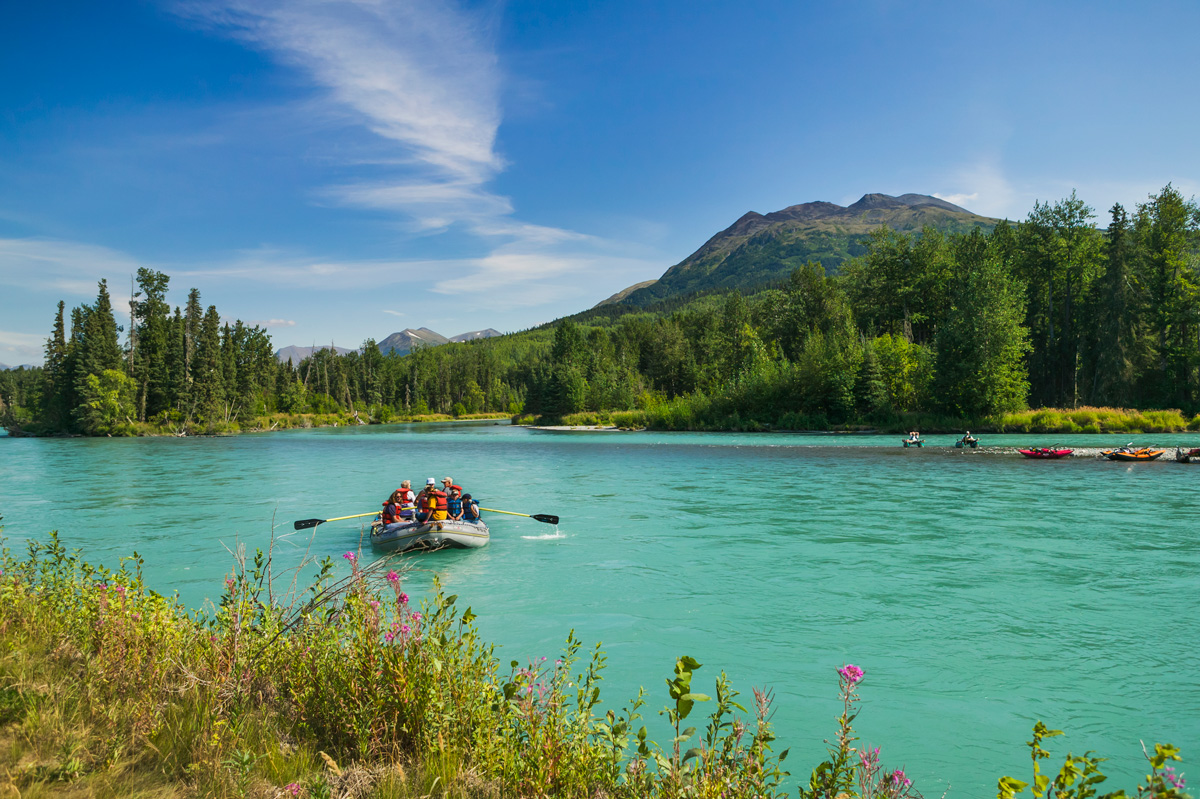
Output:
(0, 534), (1188, 798)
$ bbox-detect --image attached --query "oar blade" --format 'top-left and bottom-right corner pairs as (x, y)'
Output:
(293, 518), (326, 530)
(531, 513), (559, 525)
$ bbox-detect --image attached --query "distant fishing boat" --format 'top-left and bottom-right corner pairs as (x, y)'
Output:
(1175, 447), (1200, 463)
(370, 519), (490, 552)
(1019, 448), (1073, 459)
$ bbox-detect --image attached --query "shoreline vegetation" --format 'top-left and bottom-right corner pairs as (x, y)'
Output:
(3, 185), (1200, 441)
(1, 412), (510, 439)
(522, 406), (1200, 435)
(0, 535), (1188, 798)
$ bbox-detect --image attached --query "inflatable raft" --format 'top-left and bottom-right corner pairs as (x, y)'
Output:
(1102, 447), (1164, 462)
(1019, 448), (1073, 459)
(370, 519), (490, 552)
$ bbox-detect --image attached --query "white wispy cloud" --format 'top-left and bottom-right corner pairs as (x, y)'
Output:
(176, 0), (506, 228)
(0, 330), (46, 361)
(0, 238), (144, 317)
(171, 0), (646, 297)
(248, 318), (297, 328)
(933, 191), (979, 208)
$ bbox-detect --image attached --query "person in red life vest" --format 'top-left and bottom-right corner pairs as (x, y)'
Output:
(396, 480), (416, 521)
(381, 488), (407, 525)
(415, 477), (437, 523)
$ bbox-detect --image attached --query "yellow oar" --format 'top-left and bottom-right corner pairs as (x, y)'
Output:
(293, 511), (380, 530)
(478, 507), (559, 525)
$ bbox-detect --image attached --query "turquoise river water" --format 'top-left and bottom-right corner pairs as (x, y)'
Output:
(1, 422), (1197, 796)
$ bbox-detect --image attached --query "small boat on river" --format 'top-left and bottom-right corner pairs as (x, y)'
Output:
(1019, 448), (1073, 459)
(902, 437), (924, 448)
(1101, 447), (1164, 462)
(370, 519), (490, 552)
(1175, 447), (1200, 463)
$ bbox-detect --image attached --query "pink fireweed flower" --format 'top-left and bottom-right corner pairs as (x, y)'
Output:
(399, 592), (409, 604)
(385, 631), (395, 643)
(113, 585), (125, 593)
(890, 769), (912, 788)
(401, 624), (411, 634)
(411, 612), (421, 622)
(838, 664), (864, 684)
(284, 783), (301, 797)
(386, 570), (400, 583)
(370, 600), (380, 611)
(343, 551), (356, 562)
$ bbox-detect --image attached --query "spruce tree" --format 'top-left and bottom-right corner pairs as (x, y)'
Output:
(40, 301), (70, 431)
(166, 307), (186, 416)
(934, 230), (1031, 417)
(130, 269), (172, 420)
(194, 305), (225, 422)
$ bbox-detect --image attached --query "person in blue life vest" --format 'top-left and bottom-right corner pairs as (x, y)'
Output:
(462, 493), (480, 522)
(446, 485), (464, 521)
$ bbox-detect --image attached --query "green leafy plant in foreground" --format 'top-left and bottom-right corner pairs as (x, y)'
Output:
(998, 722), (1188, 799)
(0, 531), (1190, 798)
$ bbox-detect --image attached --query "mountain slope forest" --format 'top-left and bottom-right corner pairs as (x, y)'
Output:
(613, 192), (1000, 307)
(2, 185), (1199, 436)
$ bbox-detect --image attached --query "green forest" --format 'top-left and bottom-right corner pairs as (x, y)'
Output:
(2, 184), (1198, 436)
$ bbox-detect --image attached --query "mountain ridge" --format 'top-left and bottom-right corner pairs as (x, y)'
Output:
(617, 192), (999, 307)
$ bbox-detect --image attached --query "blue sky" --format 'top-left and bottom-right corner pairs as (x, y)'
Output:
(2, 0), (1198, 364)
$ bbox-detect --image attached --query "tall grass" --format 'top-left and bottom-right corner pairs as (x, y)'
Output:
(988, 406), (1197, 434)
(0, 534), (1187, 798)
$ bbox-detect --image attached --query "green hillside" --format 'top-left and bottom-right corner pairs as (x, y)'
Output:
(619, 192), (999, 306)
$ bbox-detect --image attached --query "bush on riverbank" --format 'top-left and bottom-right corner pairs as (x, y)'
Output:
(0, 536), (1189, 798)
(987, 406), (1199, 434)
(527, 405), (1200, 435)
(0, 535), (792, 798)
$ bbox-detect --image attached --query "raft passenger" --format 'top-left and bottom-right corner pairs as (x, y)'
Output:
(397, 480), (416, 521)
(446, 485), (464, 521)
(462, 493), (480, 522)
(415, 478), (436, 523)
(382, 489), (406, 525)
(430, 489), (448, 528)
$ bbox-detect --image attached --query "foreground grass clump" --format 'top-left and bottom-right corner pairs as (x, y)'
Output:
(0, 535), (791, 797)
(0, 534), (1189, 798)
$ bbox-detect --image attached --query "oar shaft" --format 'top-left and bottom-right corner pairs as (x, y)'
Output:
(324, 511), (381, 523)
(477, 507), (531, 518)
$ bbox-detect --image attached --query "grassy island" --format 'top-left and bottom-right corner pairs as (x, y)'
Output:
(0, 535), (1188, 798)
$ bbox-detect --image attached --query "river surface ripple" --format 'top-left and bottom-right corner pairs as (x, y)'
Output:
(2, 422), (1197, 797)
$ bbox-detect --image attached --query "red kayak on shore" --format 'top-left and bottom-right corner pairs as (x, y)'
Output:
(1019, 448), (1074, 459)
